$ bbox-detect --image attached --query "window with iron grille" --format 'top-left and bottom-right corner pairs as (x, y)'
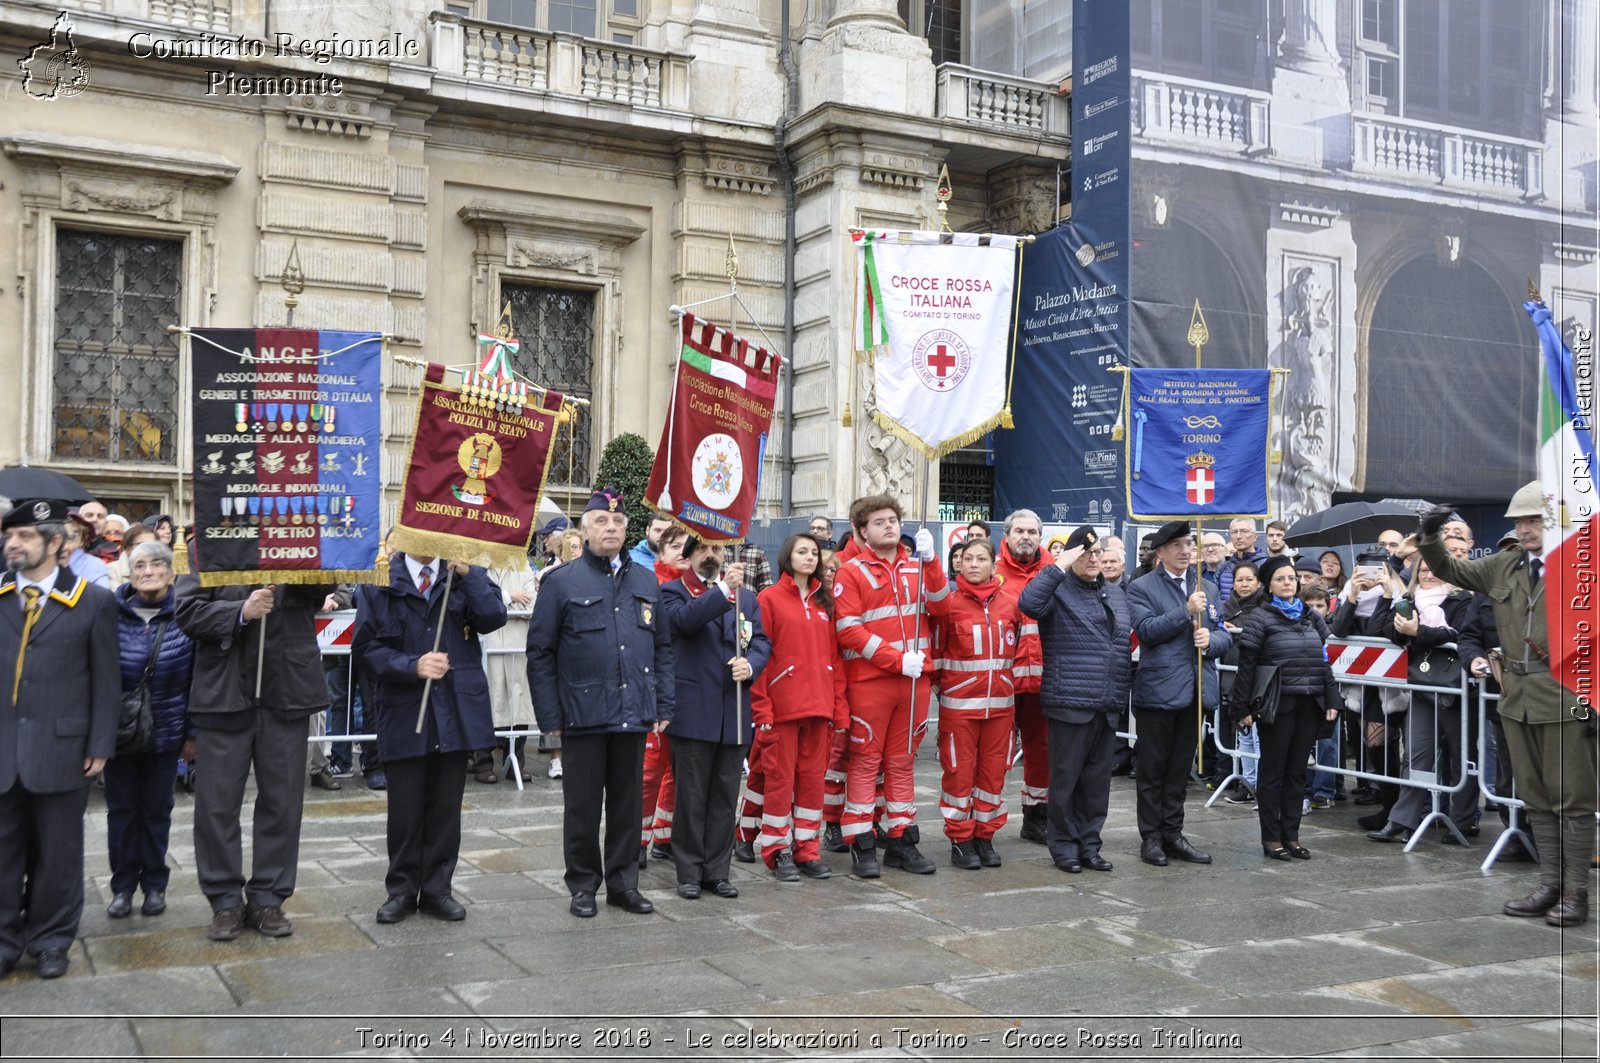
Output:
(53, 230), (182, 465)
(938, 451), (994, 522)
(501, 282), (596, 485)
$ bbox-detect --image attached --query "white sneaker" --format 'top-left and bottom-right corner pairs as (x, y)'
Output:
(1302, 798), (1312, 815)
(548, 759), (563, 780)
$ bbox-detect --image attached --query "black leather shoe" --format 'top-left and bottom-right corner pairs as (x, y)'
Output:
(1262, 844), (1292, 862)
(141, 890), (166, 917)
(569, 891), (597, 918)
(1163, 835), (1212, 864)
(1546, 890), (1589, 927)
(1366, 822), (1411, 843)
(607, 888), (655, 914)
(106, 892), (133, 919)
(772, 850), (801, 882)
(676, 882), (702, 899)
(851, 839), (880, 878)
(376, 895), (416, 923)
(1055, 857), (1082, 873)
(950, 841), (981, 870)
(1082, 854), (1113, 872)
(1504, 884), (1562, 917)
(822, 822), (849, 853)
(650, 843), (674, 862)
(1285, 842), (1312, 860)
(732, 839), (756, 864)
(1139, 837), (1168, 866)
(796, 858), (832, 879)
(419, 894), (466, 921)
(34, 949), (68, 980)
(702, 879), (738, 899)
(973, 837), (1002, 867)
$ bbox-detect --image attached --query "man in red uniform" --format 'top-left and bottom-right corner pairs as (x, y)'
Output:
(832, 494), (947, 876)
(995, 509), (1047, 841)
(821, 520), (869, 853)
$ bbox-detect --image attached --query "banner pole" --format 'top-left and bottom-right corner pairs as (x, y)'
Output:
(734, 585), (744, 748)
(254, 609), (267, 700)
(415, 566), (455, 735)
(909, 470), (931, 758)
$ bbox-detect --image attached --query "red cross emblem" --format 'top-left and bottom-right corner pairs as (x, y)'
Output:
(926, 344), (957, 385)
(911, 330), (971, 392)
(1186, 466), (1215, 505)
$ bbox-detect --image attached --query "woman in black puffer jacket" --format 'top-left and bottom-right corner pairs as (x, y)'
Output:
(105, 541), (195, 920)
(1230, 557), (1341, 861)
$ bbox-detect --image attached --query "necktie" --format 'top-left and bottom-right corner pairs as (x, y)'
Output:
(417, 566), (432, 594)
(13, 587), (41, 705)
(1529, 557), (1543, 592)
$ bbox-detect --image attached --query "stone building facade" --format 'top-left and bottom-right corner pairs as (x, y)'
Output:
(0, 0), (1068, 524)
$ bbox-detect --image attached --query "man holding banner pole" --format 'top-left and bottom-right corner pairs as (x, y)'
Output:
(832, 494), (946, 877)
(1126, 521), (1229, 868)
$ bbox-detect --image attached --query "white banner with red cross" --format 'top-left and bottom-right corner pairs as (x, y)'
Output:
(853, 229), (1021, 459)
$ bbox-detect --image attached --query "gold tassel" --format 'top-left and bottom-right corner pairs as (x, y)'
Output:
(841, 402), (852, 427)
(1112, 422), (1124, 442)
(999, 403), (1014, 430)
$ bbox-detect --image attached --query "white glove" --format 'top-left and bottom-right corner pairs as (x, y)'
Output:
(900, 650), (925, 678)
(913, 528), (936, 562)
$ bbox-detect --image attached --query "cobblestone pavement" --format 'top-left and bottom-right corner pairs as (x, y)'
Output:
(2, 746), (1596, 1062)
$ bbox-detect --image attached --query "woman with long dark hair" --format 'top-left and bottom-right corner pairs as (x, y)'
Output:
(1231, 557), (1341, 861)
(737, 533), (849, 881)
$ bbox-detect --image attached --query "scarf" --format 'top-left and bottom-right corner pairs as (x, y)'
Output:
(1413, 583), (1450, 629)
(1268, 595), (1304, 621)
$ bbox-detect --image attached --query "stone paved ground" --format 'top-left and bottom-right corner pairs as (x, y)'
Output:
(2, 746), (1596, 1062)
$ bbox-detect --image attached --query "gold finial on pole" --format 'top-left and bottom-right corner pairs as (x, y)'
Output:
(935, 163), (954, 234)
(1528, 276), (1544, 303)
(495, 300), (514, 340)
(725, 232), (740, 282)
(281, 238), (305, 326)
(1187, 299), (1210, 368)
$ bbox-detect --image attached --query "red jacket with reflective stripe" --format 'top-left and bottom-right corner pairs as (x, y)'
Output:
(832, 546), (949, 684)
(749, 573), (849, 728)
(996, 540), (1046, 694)
(931, 575), (1020, 718)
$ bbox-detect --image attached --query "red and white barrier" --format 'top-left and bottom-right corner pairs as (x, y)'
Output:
(315, 610), (356, 654)
(1327, 638), (1407, 682)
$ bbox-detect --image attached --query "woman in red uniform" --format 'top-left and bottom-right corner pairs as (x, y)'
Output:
(930, 538), (1021, 869)
(640, 526), (690, 870)
(740, 533), (850, 881)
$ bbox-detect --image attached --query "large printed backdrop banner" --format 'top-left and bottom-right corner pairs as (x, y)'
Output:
(391, 363), (562, 569)
(1126, 368), (1271, 520)
(190, 328), (383, 585)
(647, 312), (780, 542)
(855, 230), (1020, 458)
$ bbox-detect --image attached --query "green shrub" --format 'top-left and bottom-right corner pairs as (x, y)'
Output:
(595, 432), (656, 548)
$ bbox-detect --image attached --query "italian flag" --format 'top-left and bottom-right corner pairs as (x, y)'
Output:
(1527, 299), (1600, 707)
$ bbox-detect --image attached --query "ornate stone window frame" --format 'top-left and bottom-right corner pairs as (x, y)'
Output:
(457, 201), (644, 499)
(2, 132), (237, 495)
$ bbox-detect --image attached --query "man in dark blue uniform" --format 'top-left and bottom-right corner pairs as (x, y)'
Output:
(0, 499), (120, 978)
(527, 488), (675, 918)
(354, 554), (506, 924)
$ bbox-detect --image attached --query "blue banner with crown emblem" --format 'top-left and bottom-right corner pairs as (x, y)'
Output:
(1125, 369), (1272, 520)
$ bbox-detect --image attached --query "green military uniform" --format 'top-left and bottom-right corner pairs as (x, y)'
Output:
(1419, 526), (1597, 923)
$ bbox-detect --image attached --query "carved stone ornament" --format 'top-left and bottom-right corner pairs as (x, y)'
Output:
(64, 180), (178, 219)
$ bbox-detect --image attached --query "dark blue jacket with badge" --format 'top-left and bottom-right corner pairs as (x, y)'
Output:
(1017, 565), (1132, 719)
(1127, 566), (1231, 711)
(115, 583), (194, 754)
(353, 557), (507, 761)
(661, 574), (770, 746)
(526, 546), (675, 736)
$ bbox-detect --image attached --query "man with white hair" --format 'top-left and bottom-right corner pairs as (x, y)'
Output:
(996, 509), (1048, 842)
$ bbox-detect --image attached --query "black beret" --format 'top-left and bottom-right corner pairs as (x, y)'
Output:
(584, 487), (624, 514)
(1145, 520), (1191, 551)
(1065, 525), (1099, 552)
(1294, 556), (1322, 574)
(1257, 555), (1295, 587)
(2, 499), (70, 531)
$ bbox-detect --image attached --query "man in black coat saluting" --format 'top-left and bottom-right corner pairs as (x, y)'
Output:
(354, 553), (506, 923)
(0, 499), (120, 979)
(527, 488), (675, 918)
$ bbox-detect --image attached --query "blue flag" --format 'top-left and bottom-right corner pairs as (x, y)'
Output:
(1126, 369), (1271, 519)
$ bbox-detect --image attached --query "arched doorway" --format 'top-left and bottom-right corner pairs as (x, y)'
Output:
(1362, 257), (1534, 501)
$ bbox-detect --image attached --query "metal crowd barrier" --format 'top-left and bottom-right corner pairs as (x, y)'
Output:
(1201, 636), (1484, 854)
(312, 609), (546, 793)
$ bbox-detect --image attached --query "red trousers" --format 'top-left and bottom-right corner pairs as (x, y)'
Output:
(937, 712), (1015, 842)
(641, 731), (675, 848)
(1014, 693), (1050, 808)
(843, 675), (930, 841)
(821, 727), (884, 827)
(738, 718), (832, 864)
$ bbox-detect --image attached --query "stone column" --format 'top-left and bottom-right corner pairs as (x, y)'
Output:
(1551, 0), (1599, 117)
(827, 0), (904, 29)
(1279, 0), (1342, 72)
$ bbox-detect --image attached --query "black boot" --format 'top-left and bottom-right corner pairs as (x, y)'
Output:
(950, 840), (981, 870)
(850, 835), (880, 879)
(822, 822), (849, 853)
(883, 825), (936, 874)
(1019, 804), (1047, 845)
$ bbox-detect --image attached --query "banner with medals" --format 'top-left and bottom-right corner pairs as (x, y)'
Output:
(1123, 368), (1272, 520)
(189, 328), (384, 585)
(390, 362), (563, 568)
(645, 312), (780, 543)
(853, 229), (1021, 458)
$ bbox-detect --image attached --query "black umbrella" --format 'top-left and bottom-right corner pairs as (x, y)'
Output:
(0, 466), (94, 505)
(1283, 501), (1422, 549)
